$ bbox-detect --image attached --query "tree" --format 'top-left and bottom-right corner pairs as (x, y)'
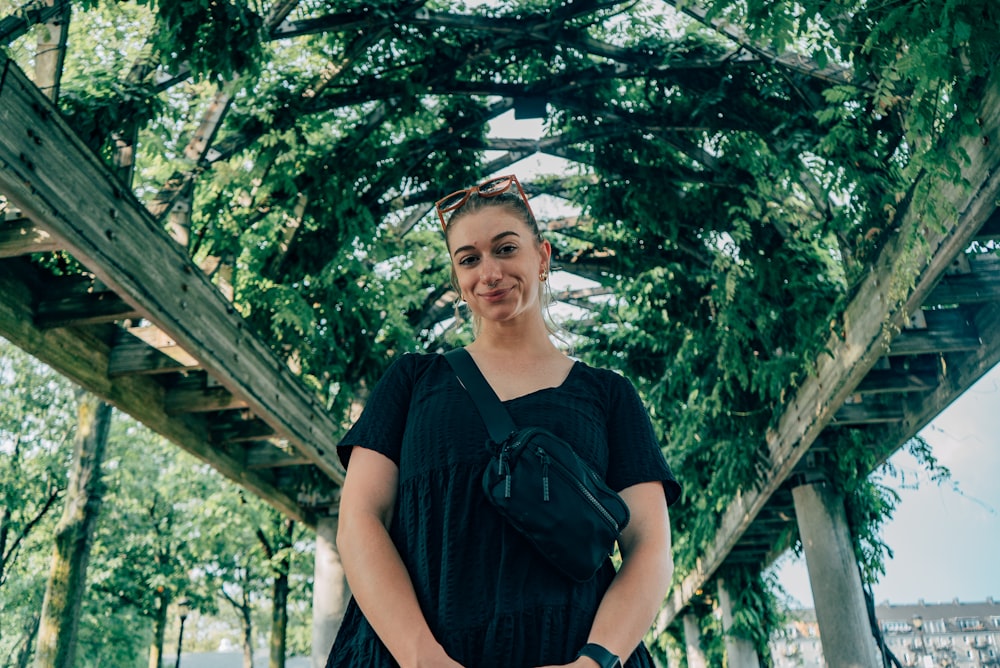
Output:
(34, 391), (112, 668)
(197, 489), (313, 666)
(0, 339), (75, 588)
(252, 507), (300, 668)
(0, 340), (77, 665)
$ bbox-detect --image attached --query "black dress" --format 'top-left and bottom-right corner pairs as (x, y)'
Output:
(325, 353), (681, 668)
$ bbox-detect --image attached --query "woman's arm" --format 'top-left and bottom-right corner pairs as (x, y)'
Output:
(337, 447), (464, 668)
(542, 481), (673, 668)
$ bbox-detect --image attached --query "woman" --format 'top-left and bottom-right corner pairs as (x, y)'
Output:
(327, 175), (681, 668)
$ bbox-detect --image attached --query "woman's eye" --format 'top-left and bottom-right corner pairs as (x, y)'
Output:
(496, 244), (517, 255)
(458, 255), (479, 266)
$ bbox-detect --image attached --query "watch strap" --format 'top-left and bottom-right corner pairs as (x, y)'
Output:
(576, 642), (621, 668)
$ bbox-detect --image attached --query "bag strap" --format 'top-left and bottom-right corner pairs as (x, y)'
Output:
(443, 348), (517, 445)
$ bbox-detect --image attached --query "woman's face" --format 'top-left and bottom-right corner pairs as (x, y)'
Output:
(447, 206), (551, 326)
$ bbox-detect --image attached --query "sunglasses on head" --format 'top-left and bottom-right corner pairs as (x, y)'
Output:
(435, 174), (535, 231)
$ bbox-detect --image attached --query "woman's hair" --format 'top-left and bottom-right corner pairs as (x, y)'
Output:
(442, 191), (560, 338)
(442, 190), (541, 243)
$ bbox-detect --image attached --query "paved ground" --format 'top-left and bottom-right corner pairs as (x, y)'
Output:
(163, 652), (310, 668)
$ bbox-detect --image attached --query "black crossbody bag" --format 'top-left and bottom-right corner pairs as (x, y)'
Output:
(444, 348), (630, 582)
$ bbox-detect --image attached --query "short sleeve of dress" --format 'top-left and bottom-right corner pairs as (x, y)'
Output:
(336, 353), (419, 468)
(603, 371), (682, 506)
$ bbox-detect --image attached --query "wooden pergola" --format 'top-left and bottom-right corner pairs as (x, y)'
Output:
(3, 0), (1000, 641)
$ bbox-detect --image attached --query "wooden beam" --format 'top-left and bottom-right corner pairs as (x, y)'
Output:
(854, 367), (939, 394)
(886, 308), (982, 356)
(925, 254), (1000, 306)
(832, 398), (906, 425)
(243, 442), (312, 470)
(657, 67), (1000, 626)
(165, 383), (249, 415)
(0, 218), (61, 257)
(0, 0), (68, 43)
(125, 323), (200, 367)
(211, 416), (276, 443)
(0, 53), (345, 485)
(108, 328), (196, 376)
(35, 290), (142, 328)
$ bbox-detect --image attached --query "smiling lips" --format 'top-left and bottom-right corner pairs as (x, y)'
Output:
(479, 287), (511, 302)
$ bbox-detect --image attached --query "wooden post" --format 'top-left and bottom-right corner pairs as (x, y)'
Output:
(717, 577), (761, 667)
(312, 515), (349, 668)
(793, 481), (881, 667)
(682, 612), (708, 668)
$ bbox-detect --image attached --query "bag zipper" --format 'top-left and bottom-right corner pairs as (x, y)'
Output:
(546, 453), (620, 532)
(537, 448), (550, 502)
(497, 449), (512, 498)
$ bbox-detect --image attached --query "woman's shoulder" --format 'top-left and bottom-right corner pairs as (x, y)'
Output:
(569, 358), (639, 392)
(393, 350), (441, 366)
(382, 350), (445, 377)
(369, 351), (446, 388)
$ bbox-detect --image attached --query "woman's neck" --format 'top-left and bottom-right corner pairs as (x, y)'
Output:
(469, 315), (560, 357)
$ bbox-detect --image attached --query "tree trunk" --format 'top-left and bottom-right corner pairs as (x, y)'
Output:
(34, 391), (111, 668)
(241, 600), (254, 668)
(148, 591), (168, 668)
(268, 518), (294, 668)
(34, 0), (70, 102)
(14, 612), (41, 668)
(270, 563), (290, 668)
(0, 504), (12, 584)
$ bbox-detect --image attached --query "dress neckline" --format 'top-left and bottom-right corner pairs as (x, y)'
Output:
(500, 359), (581, 403)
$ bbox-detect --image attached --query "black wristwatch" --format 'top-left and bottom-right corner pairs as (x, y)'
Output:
(576, 642), (622, 668)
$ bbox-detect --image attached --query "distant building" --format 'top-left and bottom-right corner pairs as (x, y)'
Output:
(771, 598), (1000, 667)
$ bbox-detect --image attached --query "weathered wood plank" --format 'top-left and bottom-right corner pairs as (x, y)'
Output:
(0, 53), (345, 485)
(125, 324), (200, 367)
(832, 399), (905, 425)
(35, 291), (142, 328)
(854, 367), (938, 394)
(867, 301), (1000, 468)
(107, 329), (195, 376)
(887, 309), (982, 356)
(244, 442), (312, 470)
(164, 384), (249, 415)
(0, 218), (61, 257)
(925, 254), (1000, 306)
(210, 416), (276, 443)
(658, 67), (1000, 624)
(0, 0), (67, 44)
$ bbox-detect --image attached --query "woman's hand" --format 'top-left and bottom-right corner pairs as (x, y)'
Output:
(409, 634), (467, 668)
(415, 653), (466, 668)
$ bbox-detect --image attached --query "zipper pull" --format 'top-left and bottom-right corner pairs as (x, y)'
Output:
(537, 448), (550, 502)
(499, 452), (512, 499)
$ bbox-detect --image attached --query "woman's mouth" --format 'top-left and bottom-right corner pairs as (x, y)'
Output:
(479, 287), (511, 302)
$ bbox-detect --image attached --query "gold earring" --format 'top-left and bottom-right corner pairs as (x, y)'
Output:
(539, 270), (548, 282)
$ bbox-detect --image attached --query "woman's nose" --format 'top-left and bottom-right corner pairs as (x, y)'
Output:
(480, 257), (502, 283)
